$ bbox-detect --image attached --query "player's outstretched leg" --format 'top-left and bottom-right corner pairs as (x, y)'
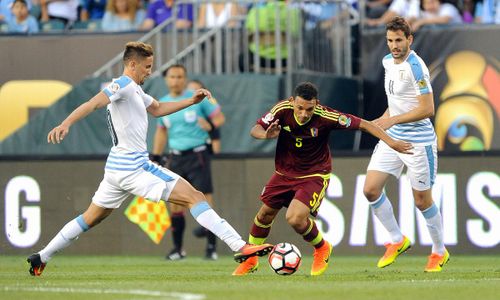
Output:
(188, 201), (273, 262)
(27, 253), (46, 276)
(425, 249), (450, 272)
(377, 235), (411, 268)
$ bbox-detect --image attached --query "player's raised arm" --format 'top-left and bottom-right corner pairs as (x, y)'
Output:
(359, 119), (413, 154)
(47, 92), (110, 144)
(147, 88), (212, 117)
(250, 119), (281, 139)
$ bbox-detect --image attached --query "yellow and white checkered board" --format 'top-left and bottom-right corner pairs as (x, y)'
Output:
(124, 196), (171, 244)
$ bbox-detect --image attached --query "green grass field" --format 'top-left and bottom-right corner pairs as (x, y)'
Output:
(1, 255), (499, 300)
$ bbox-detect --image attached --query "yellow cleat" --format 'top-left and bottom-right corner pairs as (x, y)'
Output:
(424, 249), (450, 272)
(377, 236), (411, 268)
(310, 240), (332, 276)
(232, 256), (259, 276)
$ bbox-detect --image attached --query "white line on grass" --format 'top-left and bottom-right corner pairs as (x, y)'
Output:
(2, 286), (205, 300)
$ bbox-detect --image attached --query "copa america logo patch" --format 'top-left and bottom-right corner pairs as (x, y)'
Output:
(109, 83), (120, 93)
(262, 113), (274, 125)
(338, 115), (351, 127)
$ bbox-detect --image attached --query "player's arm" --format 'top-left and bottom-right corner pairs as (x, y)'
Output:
(359, 119), (413, 154)
(374, 93), (434, 130)
(47, 92), (110, 144)
(152, 126), (168, 156)
(251, 119), (281, 139)
(147, 89), (212, 117)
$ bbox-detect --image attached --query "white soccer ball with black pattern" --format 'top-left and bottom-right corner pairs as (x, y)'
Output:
(268, 242), (302, 275)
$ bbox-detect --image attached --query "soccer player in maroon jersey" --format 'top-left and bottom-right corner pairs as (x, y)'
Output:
(232, 82), (413, 276)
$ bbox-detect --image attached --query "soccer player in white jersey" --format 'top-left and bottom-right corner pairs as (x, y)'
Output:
(26, 41), (273, 276)
(363, 17), (449, 272)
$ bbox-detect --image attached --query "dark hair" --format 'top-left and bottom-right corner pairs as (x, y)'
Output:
(189, 79), (205, 89)
(386, 16), (412, 38)
(123, 42), (153, 63)
(162, 64), (187, 77)
(13, 0), (28, 6)
(294, 82), (318, 101)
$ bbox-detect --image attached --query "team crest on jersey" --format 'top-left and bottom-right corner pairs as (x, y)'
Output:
(338, 115), (351, 127)
(262, 113), (274, 125)
(310, 127), (318, 137)
(417, 79), (427, 89)
(109, 83), (120, 93)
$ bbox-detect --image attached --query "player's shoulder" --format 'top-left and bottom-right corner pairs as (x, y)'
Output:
(270, 99), (293, 114)
(112, 75), (133, 88)
(405, 51), (428, 77)
(313, 104), (340, 120)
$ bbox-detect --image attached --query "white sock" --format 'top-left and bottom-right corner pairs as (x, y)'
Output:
(190, 201), (246, 252)
(369, 193), (403, 243)
(39, 215), (89, 262)
(421, 203), (445, 255)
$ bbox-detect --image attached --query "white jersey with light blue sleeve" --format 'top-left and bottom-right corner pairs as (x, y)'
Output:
(102, 75), (154, 171)
(383, 50), (436, 145)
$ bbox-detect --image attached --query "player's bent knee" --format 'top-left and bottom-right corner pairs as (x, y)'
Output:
(363, 187), (381, 202)
(285, 214), (305, 229)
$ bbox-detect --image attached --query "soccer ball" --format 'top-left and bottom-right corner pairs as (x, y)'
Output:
(268, 242), (302, 275)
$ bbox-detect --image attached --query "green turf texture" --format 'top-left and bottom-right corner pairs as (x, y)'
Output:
(1, 255), (499, 300)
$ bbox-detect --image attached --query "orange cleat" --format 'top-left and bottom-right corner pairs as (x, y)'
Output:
(311, 240), (332, 276)
(377, 236), (411, 268)
(232, 256), (259, 276)
(233, 243), (273, 263)
(424, 249), (450, 272)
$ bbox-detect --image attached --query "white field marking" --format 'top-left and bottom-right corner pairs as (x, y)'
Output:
(394, 278), (500, 283)
(1, 286), (205, 300)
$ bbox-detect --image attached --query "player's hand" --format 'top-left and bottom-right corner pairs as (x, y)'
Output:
(265, 119), (281, 139)
(47, 124), (69, 144)
(390, 140), (413, 155)
(192, 89), (212, 104)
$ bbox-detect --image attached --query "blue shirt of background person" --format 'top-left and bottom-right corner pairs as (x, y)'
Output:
(7, 0), (38, 33)
(157, 89), (221, 151)
(142, 0), (193, 30)
(80, 0), (107, 20)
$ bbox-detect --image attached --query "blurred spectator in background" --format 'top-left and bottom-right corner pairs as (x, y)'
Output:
(101, 0), (145, 31)
(196, 1), (240, 28)
(461, 0), (478, 23)
(366, 0), (420, 27)
(80, 0), (107, 21)
(40, 0), (79, 27)
(141, 0), (192, 30)
(476, 0), (500, 23)
(0, 0), (32, 23)
(7, 0), (38, 33)
(187, 79), (222, 154)
(240, 0), (300, 72)
(366, 0), (393, 19)
(409, 0), (462, 31)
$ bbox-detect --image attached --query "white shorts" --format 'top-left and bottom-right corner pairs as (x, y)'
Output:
(92, 161), (180, 208)
(367, 140), (438, 191)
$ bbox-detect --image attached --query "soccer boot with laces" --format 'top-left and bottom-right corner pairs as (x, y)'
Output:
(232, 256), (259, 276)
(424, 249), (450, 272)
(377, 235), (411, 268)
(233, 243), (273, 263)
(311, 240), (333, 276)
(27, 253), (46, 276)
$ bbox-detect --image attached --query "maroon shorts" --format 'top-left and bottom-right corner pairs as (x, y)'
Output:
(260, 173), (330, 217)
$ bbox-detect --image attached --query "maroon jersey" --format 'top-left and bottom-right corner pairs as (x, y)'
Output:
(257, 100), (361, 177)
